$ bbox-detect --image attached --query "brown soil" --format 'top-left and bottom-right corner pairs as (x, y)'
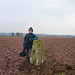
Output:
(0, 37), (75, 75)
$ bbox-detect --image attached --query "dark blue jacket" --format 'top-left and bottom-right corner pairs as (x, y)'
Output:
(23, 33), (38, 48)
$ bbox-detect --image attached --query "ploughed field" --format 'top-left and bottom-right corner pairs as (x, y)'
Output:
(0, 37), (75, 75)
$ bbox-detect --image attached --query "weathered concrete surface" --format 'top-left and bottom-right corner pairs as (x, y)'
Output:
(30, 40), (45, 65)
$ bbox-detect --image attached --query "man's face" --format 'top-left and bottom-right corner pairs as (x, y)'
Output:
(29, 30), (32, 33)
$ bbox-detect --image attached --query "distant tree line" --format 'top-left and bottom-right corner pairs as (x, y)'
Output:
(0, 34), (5, 37)
(11, 32), (23, 37)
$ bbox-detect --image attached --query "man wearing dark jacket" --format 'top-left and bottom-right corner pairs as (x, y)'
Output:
(20, 27), (38, 62)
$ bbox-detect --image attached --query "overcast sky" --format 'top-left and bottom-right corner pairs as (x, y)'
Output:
(0, 0), (75, 35)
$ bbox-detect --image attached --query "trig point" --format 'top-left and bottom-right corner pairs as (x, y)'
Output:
(30, 40), (45, 65)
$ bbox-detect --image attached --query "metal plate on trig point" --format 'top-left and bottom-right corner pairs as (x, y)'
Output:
(30, 40), (45, 65)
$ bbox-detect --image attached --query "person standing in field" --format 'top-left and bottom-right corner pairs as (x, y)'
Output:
(19, 27), (38, 62)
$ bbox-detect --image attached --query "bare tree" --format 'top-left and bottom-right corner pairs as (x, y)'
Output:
(20, 33), (22, 36)
(11, 32), (15, 37)
(16, 32), (20, 37)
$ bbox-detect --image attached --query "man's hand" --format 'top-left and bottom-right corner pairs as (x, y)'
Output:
(29, 38), (33, 42)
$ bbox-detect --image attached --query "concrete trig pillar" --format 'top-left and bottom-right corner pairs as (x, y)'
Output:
(30, 40), (45, 65)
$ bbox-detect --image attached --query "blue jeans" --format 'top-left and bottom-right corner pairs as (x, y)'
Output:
(25, 47), (32, 61)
